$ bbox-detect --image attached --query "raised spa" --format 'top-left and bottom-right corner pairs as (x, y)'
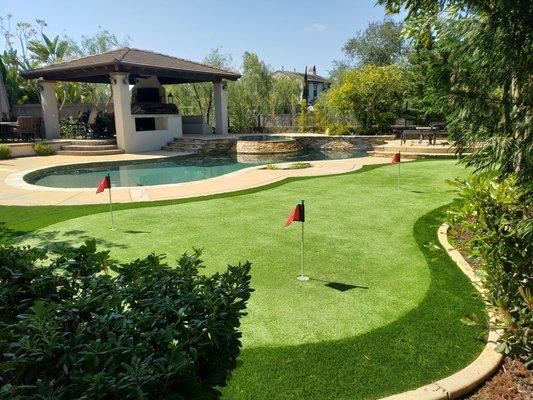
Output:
(236, 135), (302, 154)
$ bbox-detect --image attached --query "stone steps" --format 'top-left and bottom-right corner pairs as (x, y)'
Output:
(372, 145), (456, 154)
(57, 139), (123, 156)
(61, 144), (120, 151)
(368, 150), (470, 159)
(56, 149), (125, 156)
(68, 139), (117, 146)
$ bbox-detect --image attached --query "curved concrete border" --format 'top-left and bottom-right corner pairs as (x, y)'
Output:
(379, 223), (503, 400)
(0, 154), (391, 205)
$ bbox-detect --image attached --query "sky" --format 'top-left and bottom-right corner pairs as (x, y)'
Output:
(1, 0), (397, 76)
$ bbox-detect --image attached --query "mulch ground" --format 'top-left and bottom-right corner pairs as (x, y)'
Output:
(467, 357), (532, 400)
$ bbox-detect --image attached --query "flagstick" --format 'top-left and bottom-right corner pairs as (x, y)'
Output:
(397, 160), (401, 191)
(108, 186), (116, 230)
(297, 220), (309, 281)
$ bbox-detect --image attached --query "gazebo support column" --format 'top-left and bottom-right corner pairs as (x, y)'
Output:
(213, 81), (228, 134)
(38, 81), (60, 139)
(110, 72), (134, 151)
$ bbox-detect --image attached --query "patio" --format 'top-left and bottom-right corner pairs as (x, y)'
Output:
(20, 48), (241, 153)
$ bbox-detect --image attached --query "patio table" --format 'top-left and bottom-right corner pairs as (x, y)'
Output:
(401, 129), (448, 145)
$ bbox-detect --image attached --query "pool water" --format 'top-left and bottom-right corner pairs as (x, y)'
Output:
(26, 150), (366, 189)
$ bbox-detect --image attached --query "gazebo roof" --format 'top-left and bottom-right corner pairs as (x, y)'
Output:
(20, 48), (241, 84)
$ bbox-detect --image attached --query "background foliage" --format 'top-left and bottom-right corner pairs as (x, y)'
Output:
(326, 64), (404, 133)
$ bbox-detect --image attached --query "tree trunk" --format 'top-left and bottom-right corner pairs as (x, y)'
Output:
(511, 75), (529, 174)
(206, 94), (212, 125)
(191, 84), (204, 117)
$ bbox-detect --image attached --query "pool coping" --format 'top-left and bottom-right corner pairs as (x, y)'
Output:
(0, 153), (392, 205)
(378, 223), (503, 400)
(6, 156), (265, 192)
(5, 155), (371, 192)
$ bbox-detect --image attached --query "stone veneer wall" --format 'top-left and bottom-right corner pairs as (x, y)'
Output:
(191, 139), (236, 154)
(236, 139), (302, 154)
(165, 135), (394, 155)
(293, 135), (391, 152)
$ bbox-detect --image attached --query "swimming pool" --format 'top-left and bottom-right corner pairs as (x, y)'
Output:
(24, 150), (367, 189)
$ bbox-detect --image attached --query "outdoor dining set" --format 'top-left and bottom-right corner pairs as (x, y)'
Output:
(391, 123), (448, 145)
(0, 116), (42, 142)
(0, 111), (116, 142)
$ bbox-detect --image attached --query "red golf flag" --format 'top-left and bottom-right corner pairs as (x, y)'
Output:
(391, 152), (401, 164)
(96, 175), (111, 194)
(284, 202), (305, 227)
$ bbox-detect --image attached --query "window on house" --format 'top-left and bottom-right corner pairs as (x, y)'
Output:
(313, 84), (318, 98)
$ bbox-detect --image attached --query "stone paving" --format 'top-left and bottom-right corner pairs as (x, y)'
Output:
(0, 151), (390, 206)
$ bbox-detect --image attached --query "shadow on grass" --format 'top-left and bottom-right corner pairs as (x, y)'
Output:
(20, 229), (130, 251)
(0, 222), (25, 245)
(221, 206), (487, 400)
(309, 277), (369, 292)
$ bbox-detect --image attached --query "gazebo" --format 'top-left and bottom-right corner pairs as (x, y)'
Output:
(21, 48), (241, 152)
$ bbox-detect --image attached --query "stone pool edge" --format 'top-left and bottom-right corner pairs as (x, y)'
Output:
(0, 155), (391, 205)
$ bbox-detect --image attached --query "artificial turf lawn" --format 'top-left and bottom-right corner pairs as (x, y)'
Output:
(3, 160), (486, 399)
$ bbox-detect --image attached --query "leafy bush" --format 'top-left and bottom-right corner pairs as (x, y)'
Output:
(297, 99), (308, 133)
(325, 64), (404, 131)
(0, 240), (253, 399)
(312, 99), (328, 133)
(449, 173), (532, 364)
(59, 117), (85, 138)
(326, 123), (357, 136)
(33, 143), (54, 156)
(0, 145), (10, 160)
(289, 162), (311, 169)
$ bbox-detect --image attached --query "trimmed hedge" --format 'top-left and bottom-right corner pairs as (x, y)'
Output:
(0, 145), (10, 159)
(0, 241), (253, 399)
(33, 143), (54, 156)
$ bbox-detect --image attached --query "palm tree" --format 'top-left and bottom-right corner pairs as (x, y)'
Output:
(28, 33), (69, 64)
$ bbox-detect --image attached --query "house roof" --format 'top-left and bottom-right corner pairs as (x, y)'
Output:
(20, 48), (241, 84)
(274, 70), (328, 84)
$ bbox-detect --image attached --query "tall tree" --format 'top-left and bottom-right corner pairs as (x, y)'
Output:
(228, 52), (272, 132)
(325, 64), (405, 132)
(270, 74), (301, 115)
(342, 19), (407, 66)
(169, 48), (233, 124)
(379, 0), (532, 180)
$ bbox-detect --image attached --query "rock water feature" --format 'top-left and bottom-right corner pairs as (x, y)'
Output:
(236, 136), (302, 154)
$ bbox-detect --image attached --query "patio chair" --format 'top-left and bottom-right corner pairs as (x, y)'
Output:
(11, 117), (42, 142)
(77, 110), (100, 138)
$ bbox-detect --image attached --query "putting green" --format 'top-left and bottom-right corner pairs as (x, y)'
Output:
(22, 160), (485, 399)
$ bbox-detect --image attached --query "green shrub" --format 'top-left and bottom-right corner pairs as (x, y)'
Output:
(326, 123), (357, 136)
(0, 145), (10, 159)
(59, 117), (85, 138)
(297, 99), (308, 132)
(0, 240), (253, 399)
(290, 162), (311, 169)
(449, 173), (532, 364)
(33, 142), (54, 156)
(312, 100), (328, 133)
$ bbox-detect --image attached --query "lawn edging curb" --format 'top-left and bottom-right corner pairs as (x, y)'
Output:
(379, 223), (503, 400)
